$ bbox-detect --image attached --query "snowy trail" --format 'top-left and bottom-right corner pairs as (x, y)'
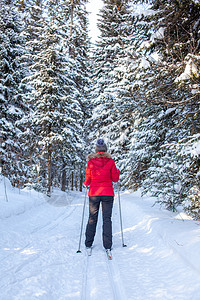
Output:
(80, 222), (127, 300)
(0, 191), (84, 299)
(112, 192), (200, 300)
(1, 186), (200, 299)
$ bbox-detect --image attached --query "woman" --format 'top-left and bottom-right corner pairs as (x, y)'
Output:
(84, 138), (120, 254)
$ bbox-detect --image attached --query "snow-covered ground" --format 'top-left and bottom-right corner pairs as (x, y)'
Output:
(1, 177), (200, 300)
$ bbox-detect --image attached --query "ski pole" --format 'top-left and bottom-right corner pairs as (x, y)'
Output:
(117, 183), (127, 247)
(77, 187), (88, 253)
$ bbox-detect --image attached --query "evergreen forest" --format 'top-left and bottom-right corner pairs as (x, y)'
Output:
(0, 0), (200, 218)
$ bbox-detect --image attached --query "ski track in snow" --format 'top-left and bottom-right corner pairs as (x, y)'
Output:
(105, 251), (127, 300)
(80, 247), (127, 300)
(1, 187), (200, 299)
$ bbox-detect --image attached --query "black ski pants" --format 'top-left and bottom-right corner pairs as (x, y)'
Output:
(85, 196), (114, 250)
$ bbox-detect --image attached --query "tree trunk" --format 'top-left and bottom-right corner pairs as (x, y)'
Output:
(47, 144), (52, 196)
(71, 171), (74, 191)
(80, 169), (83, 192)
(18, 0), (25, 11)
(61, 162), (66, 192)
(75, 172), (78, 191)
(70, 0), (74, 37)
(37, 157), (40, 183)
(69, 0), (75, 57)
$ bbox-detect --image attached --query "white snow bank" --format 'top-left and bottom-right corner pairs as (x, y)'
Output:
(0, 177), (44, 219)
(1, 178), (200, 299)
(120, 190), (200, 278)
(0, 177), (75, 220)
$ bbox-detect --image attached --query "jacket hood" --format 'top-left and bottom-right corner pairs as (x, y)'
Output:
(87, 152), (112, 161)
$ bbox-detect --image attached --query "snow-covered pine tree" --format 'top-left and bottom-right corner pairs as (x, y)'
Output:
(16, 0), (48, 191)
(115, 2), (165, 189)
(61, 0), (91, 191)
(126, 0), (200, 212)
(126, 58), (192, 196)
(107, 3), (151, 182)
(89, 0), (135, 165)
(22, 0), (90, 193)
(167, 0), (200, 216)
(0, 0), (29, 187)
(180, 134), (200, 219)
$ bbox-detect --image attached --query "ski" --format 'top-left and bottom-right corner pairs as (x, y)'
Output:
(106, 249), (112, 260)
(86, 247), (92, 256)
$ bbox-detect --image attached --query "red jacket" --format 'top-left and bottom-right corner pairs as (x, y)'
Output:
(84, 152), (120, 197)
